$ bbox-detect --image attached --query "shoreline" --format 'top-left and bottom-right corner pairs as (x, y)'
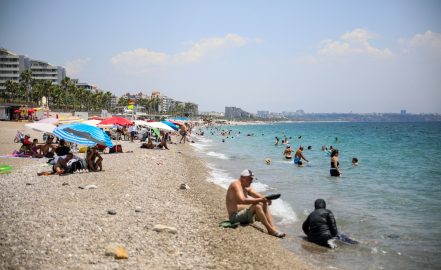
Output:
(0, 122), (313, 269)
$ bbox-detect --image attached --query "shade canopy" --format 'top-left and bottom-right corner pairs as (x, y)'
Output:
(97, 117), (133, 126)
(133, 120), (150, 127)
(160, 121), (179, 130)
(168, 120), (184, 126)
(53, 123), (113, 147)
(24, 123), (56, 134)
(144, 122), (175, 132)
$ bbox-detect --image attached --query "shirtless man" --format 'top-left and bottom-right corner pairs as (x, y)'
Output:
(282, 144), (295, 160)
(37, 151), (74, 175)
(294, 146), (309, 164)
(41, 136), (57, 158)
(274, 137), (279, 146)
(179, 124), (187, 144)
(226, 170), (286, 238)
(86, 146), (104, 172)
(142, 137), (169, 150)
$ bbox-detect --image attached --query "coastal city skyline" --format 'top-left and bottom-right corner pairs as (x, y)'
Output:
(1, 0), (440, 114)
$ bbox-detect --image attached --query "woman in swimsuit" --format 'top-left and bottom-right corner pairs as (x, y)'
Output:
(31, 139), (43, 158)
(330, 150), (342, 177)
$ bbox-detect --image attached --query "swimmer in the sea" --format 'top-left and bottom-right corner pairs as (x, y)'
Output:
(308, 146), (312, 150)
(352, 158), (359, 166)
(282, 144), (294, 160)
(330, 150), (342, 177)
(298, 136), (302, 139)
(297, 161), (306, 167)
(222, 139), (225, 143)
(282, 139), (287, 145)
(335, 137), (338, 141)
(294, 146), (309, 164)
(322, 146), (325, 151)
(275, 137), (279, 146)
(266, 158), (271, 165)
(289, 137), (292, 139)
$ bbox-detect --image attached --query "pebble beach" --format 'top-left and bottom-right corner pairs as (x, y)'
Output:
(0, 122), (312, 270)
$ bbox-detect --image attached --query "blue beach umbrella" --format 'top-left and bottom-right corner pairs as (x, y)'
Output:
(53, 123), (113, 147)
(160, 121), (179, 130)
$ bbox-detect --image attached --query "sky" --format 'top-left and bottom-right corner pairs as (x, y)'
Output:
(1, 0), (440, 114)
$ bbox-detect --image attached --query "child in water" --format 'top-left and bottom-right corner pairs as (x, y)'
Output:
(352, 158), (359, 166)
(266, 158), (271, 165)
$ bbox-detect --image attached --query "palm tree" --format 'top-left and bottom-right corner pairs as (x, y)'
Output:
(84, 90), (92, 111)
(19, 69), (32, 103)
(68, 83), (78, 111)
(77, 88), (84, 111)
(52, 85), (63, 109)
(32, 83), (44, 105)
(96, 92), (104, 110)
(42, 80), (53, 106)
(5, 80), (18, 100)
(29, 78), (37, 104)
(61, 77), (71, 110)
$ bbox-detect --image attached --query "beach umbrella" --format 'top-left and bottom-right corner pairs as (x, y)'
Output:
(133, 120), (150, 127)
(168, 120), (184, 126)
(160, 121), (179, 130)
(37, 118), (58, 124)
(83, 120), (103, 126)
(55, 117), (84, 125)
(144, 122), (175, 132)
(24, 123), (56, 134)
(54, 123), (113, 147)
(97, 117), (133, 126)
(14, 110), (20, 113)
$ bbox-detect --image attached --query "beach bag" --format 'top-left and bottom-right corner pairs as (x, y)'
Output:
(79, 147), (87, 153)
(68, 160), (84, 173)
(112, 145), (122, 153)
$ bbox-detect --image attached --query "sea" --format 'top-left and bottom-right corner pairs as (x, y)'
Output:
(189, 122), (441, 270)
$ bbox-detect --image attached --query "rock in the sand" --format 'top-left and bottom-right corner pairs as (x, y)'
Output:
(105, 243), (125, 256)
(108, 210), (117, 215)
(85, 185), (97, 189)
(153, 224), (178, 234)
(135, 207), (143, 213)
(62, 182), (69, 186)
(180, 184), (190, 190)
(115, 248), (128, 259)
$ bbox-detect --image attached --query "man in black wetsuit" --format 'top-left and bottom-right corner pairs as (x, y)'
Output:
(302, 199), (339, 248)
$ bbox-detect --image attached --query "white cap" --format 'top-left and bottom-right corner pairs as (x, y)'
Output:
(241, 169), (255, 177)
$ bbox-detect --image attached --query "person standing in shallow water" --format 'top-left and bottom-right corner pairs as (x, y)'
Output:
(330, 150), (342, 177)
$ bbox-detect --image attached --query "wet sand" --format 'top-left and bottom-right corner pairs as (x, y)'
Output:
(0, 122), (313, 269)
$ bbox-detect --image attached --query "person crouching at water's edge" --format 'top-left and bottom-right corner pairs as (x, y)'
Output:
(226, 170), (286, 238)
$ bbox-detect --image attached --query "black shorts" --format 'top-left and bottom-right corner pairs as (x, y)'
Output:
(285, 156), (292, 160)
(330, 169), (340, 176)
(181, 131), (186, 136)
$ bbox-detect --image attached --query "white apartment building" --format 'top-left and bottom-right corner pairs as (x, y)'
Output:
(0, 47), (66, 94)
(0, 47), (20, 92)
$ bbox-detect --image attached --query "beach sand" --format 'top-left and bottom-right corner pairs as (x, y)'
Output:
(0, 122), (312, 269)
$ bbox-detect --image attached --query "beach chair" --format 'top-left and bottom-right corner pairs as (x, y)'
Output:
(14, 130), (24, 143)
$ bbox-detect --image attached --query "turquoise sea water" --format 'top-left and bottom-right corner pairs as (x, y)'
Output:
(190, 122), (441, 269)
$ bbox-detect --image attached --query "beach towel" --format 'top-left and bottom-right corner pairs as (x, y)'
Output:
(1, 154), (33, 159)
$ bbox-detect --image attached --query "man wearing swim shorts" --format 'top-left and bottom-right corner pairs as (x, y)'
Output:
(225, 169), (286, 238)
(179, 124), (187, 144)
(294, 146), (309, 164)
(282, 144), (294, 160)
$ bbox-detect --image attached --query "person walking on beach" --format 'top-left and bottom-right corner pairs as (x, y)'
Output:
(179, 124), (187, 144)
(330, 150), (342, 176)
(294, 146), (308, 164)
(226, 170), (286, 238)
(282, 144), (294, 160)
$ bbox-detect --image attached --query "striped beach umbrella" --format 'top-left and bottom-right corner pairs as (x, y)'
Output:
(53, 123), (113, 147)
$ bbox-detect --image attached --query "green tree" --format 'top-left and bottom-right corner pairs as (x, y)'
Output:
(68, 83), (78, 111)
(52, 85), (63, 109)
(77, 88), (85, 111)
(29, 78), (37, 104)
(61, 77), (71, 110)
(19, 69), (32, 103)
(42, 80), (53, 106)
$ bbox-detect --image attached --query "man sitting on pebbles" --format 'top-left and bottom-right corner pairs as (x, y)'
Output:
(226, 170), (286, 238)
(37, 151), (74, 176)
(86, 146), (104, 172)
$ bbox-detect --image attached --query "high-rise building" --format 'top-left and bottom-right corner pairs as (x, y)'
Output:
(401, 110), (406, 114)
(257, 110), (269, 115)
(0, 47), (20, 93)
(0, 47), (66, 95)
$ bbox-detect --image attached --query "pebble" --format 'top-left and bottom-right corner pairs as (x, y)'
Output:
(85, 185), (97, 189)
(108, 210), (117, 215)
(105, 243), (125, 256)
(180, 184), (190, 190)
(153, 224), (178, 234)
(135, 207), (143, 213)
(115, 248), (128, 259)
(62, 182), (69, 186)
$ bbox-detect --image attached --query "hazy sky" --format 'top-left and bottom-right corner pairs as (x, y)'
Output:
(1, 0), (440, 113)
